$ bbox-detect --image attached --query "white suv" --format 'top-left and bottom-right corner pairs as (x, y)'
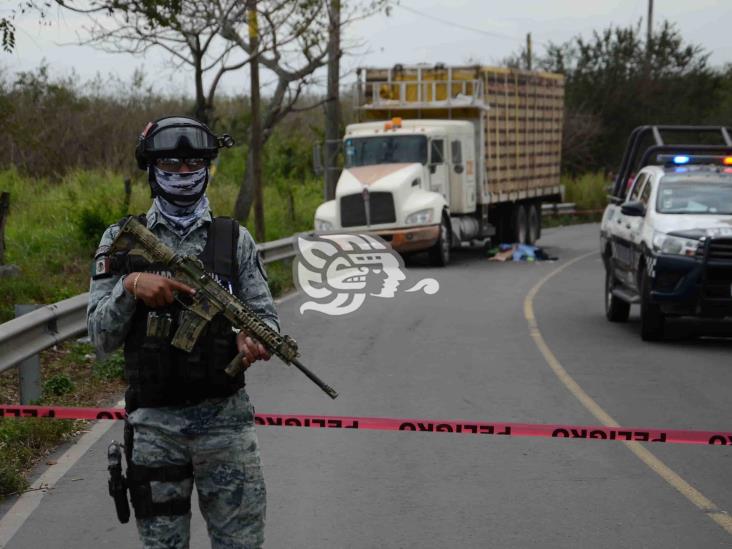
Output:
(600, 160), (732, 340)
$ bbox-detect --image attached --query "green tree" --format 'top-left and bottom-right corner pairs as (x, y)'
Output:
(539, 21), (724, 174)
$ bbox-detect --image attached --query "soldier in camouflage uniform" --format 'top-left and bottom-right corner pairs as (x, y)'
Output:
(87, 116), (277, 548)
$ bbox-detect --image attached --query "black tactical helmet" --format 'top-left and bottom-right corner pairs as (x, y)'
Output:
(135, 115), (234, 170)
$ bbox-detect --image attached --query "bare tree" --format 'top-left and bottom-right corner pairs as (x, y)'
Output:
(45, 0), (390, 230)
(81, 1), (249, 125)
(219, 0), (332, 225)
(219, 0), (392, 224)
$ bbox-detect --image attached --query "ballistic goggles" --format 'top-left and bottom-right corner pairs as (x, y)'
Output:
(137, 117), (235, 168)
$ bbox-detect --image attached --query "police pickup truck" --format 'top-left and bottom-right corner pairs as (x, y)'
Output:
(600, 126), (732, 340)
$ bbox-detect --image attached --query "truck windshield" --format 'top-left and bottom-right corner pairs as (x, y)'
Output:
(657, 174), (732, 214)
(344, 135), (427, 167)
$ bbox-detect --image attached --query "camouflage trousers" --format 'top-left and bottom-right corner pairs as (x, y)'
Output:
(126, 389), (266, 549)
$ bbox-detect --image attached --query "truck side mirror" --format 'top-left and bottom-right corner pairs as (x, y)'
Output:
(454, 164), (464, 174)
(621, 200), (646, 217)
(312, 143), (323, 176)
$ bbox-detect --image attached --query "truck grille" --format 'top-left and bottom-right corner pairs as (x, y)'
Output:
(704, 266), (732, 299)
(701, 239), (732, 300)
(707, 238), (732, 261)
(340, 192), (396, 227)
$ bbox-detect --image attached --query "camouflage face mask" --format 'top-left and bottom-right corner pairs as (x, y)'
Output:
(153, 166), (208, 206)
(153, 166), (209, 231)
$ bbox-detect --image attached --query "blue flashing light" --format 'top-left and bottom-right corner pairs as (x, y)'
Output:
(674, 167), (689, 173)
(673, 155), (690, 165)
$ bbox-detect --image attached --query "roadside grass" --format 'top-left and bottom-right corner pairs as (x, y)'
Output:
(0, 340), (126, 498)
(0, 418), (77, 497)
(562, 172), (610, 211)
(0, 164), (321, 323)
(543, 212), (604, 228)
(541, 172), (608, 229)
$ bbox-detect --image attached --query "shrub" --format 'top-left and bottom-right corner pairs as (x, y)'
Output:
(93, 352), (125, 382)
(43, 374), (75, 397)
(75, 206), (119, 250)
(562, 172), (610, 211)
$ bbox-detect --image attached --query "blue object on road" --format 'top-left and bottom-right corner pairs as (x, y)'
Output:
(494, 243), (557, 262)
(512, 244), (537, 262)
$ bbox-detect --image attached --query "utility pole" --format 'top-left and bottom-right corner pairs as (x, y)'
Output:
(324, 0), (342, 201)
(248, 0), (264, 242)
(644, 0), (654, 76)
(526, 32), (532, 71)
(646, 0), (654, 49)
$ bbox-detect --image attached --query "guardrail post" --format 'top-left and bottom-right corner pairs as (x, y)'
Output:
(14, 304), (42, 404)
(0, 192), (9, 265)
(123, 178), (131, 214)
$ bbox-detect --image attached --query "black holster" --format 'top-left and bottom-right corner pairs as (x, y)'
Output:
(107, 440), (131, 524)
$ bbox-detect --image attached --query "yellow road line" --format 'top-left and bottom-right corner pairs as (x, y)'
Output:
(524, 251), (732, 535)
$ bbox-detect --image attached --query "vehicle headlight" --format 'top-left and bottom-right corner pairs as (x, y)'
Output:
(405, 209), (433, 225)
(315, 219), (333, 232)
(652, 232), (700, 257)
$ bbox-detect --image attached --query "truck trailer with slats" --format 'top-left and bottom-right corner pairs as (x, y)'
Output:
(314, 64), (565, 265)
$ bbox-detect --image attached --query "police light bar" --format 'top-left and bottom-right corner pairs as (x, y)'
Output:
(658, 154), (732, 166)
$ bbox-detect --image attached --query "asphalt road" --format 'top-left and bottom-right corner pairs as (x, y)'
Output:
(2, 222), (732, 548)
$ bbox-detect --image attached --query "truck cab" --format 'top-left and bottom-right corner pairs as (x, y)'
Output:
(315, 118), (476, 265)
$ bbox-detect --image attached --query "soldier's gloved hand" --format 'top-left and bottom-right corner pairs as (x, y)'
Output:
(123, 272), (196, 309)
(236, 333), (271, 370)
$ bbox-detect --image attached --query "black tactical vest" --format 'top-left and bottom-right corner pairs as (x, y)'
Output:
(120, 215), (244, 413)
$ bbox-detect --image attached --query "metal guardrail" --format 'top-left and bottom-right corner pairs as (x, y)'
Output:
(258, 235), (298, 264)
(541, 202), (576, 216)
(0, 238), (300, 377)
(0, 294), (89, 376)
(0, 204), (578, 379)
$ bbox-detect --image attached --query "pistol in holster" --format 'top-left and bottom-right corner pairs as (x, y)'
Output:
(107, 439), (131, 524)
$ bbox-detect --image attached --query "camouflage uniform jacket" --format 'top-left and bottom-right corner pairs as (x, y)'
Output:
(87, 201), (280, 358)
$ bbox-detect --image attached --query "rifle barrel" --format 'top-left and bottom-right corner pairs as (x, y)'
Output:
(292, 358), (339, 399)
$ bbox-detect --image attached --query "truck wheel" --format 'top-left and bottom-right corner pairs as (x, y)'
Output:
(640, 269), (665, 341)
(605, 268), (630, 322)
(512, 204), (528, 244)
(527, 204), (541, 245)
(429, 215), (451, 267)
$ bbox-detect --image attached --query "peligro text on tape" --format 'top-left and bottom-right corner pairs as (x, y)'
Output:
(0, 405), (730, 446)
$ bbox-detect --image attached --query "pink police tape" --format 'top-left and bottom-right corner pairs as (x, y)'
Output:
(1, 405), (731, 446)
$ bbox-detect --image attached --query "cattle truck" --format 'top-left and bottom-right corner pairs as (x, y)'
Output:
(313, 64), (565, 265)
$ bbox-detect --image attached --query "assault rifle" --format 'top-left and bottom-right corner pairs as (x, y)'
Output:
(109, 216), (338, 399)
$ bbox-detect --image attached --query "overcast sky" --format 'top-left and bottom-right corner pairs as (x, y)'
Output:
(4, 0), (731, 97)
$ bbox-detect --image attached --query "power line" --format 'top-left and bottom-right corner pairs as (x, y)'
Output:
(399, 5), (518, 42)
